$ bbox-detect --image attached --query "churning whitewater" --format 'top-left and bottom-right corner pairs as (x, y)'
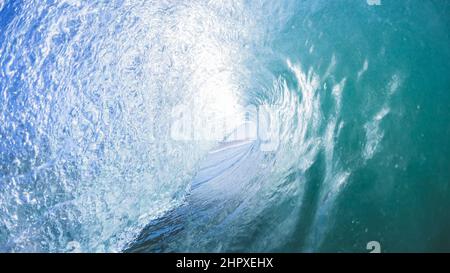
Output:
(1, 0), (449, 252)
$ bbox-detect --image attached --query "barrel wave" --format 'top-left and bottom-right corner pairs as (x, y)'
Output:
(0, 0), (449, 252)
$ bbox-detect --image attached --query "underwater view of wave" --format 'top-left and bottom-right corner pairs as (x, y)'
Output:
(0, 0), (449, 252)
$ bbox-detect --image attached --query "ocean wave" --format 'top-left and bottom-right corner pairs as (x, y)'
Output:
(1, 0), (449, 252)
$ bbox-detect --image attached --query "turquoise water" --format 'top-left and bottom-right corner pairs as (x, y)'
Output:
(0, 0), (449, 252)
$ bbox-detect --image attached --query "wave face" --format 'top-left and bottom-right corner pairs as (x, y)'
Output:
(1, 0), (450, 252)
